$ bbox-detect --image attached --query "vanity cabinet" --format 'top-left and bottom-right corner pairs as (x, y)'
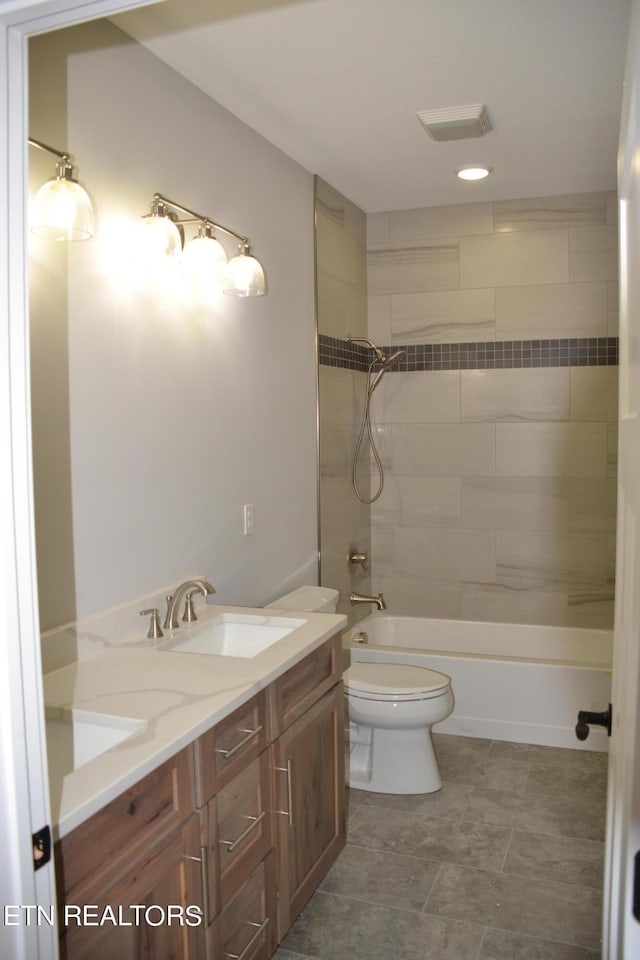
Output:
(270, 635), (345, 941)
(271, 677), (345, 939)
(56, 746), (205, 960)
(54, 632), (345, 960)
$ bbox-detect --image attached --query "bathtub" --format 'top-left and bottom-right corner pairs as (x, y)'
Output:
(346, 614), (613, 751)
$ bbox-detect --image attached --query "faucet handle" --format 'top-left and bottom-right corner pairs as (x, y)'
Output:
(348, 549), (369, 572)
(140, 608), (163, 639)
(182, 591), (198, 623)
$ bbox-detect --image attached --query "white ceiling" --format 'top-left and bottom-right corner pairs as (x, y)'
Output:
(113, 0), (631, 213)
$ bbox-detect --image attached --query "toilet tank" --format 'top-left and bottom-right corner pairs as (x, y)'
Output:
(267, 585), (339, 613)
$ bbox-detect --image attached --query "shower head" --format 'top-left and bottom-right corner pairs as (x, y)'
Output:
(383, 349), (407, 368)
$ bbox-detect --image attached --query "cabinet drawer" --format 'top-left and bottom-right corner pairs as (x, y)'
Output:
(202, 752), (273, 921)
(56, 745), (196, 905)
(269, 634), (342, 737)
(208, 851), (276, 960)
(196, 692), (268, 803)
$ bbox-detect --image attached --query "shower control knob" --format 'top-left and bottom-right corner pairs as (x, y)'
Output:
(575, 704), (612, 741)
(349, 549), (369, 571)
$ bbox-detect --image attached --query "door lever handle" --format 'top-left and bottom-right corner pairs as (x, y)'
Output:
(575, 704), (612, 740)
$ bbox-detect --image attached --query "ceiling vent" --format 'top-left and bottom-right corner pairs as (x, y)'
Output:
(417, 104), (492, 142)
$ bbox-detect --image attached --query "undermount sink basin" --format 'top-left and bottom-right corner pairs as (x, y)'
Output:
(162, 613), (306, 658)
(45, 708), (144, 778)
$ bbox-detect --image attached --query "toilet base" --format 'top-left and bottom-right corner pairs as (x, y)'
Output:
(347, 723), (442, 794)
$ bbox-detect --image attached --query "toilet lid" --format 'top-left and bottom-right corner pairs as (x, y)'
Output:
(345, 662), (451, 701)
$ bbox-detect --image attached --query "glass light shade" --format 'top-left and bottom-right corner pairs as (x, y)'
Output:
(181, 234), (228, 282)
(223, 247), (266, 297)
(136, 214), (182, 261)
(30, 177), (94, 241)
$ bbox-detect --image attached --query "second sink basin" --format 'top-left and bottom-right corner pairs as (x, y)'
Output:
(162, 613), (306, 658)
(45, 708), (144, 779)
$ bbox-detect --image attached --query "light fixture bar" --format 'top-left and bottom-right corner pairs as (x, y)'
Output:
(153, 193), (248, 245)
(28, 137), (68, 160)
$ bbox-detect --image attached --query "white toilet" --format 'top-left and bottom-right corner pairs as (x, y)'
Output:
(266, 585), (453, 795)
(266, 584), (341, 614)
(345, 661), (453, 795)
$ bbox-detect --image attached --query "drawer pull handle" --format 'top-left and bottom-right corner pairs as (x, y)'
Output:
(216, 725), (263, 761)
(275, 759), (294, 827)
(183, 845), (210, 924)
(219, 811), (266, 853)
(225, 918), (269, 960)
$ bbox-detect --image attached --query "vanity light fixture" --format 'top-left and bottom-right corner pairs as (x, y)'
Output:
(140, 193), (266, 297)
(456, 164), (493, 181)
(29, 137), (94, 241)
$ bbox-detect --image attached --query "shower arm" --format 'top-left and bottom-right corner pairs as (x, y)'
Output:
(346, 335), (386, 363)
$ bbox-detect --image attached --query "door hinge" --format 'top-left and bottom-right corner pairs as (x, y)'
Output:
(634, 851), (640, 923)
(32, 825), (51, 871)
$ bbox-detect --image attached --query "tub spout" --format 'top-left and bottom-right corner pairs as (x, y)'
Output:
(350, 591), (386, 611)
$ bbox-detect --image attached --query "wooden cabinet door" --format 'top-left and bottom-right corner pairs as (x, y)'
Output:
(272, 682), (345, 940)
(59, 815), (205, 960)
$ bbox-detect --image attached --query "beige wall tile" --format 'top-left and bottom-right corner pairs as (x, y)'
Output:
(317, 275), (346, 338)
(319, 424), (350, 479)
(496, 423), (607, 477)
(607, 281), (619, 336)
(570, 478), (618, 533)
(368, 240), (459, 295)
(493, 193), (608, 232)
(359, 191), (618, 630)
(607, 533), (617, 580)
(570, 366), (618, 421)
(391, 422), (495, 476)
(388, 202), (493, 242)
(376, 370), (460, 423)
(460, 230), (569, 288)
(392, 527), (495, 581)
(374, 576), (462, 618)
(461, 368), (570, 422)
(390, 288), (495, 343)
(372, 475), (462, 528)
(371, 527), (393, 577)
(566, 601), (615, 630)
(569, 225), (619, 282)
(607, 422), (618, 478)
(495, 283), (607, 340)
(319, 367), (364, 426)
(368, 294), (392, 344)
(367, 212), (389, 246)
(462, 477), (571, 532)
(461, 583), (570, 626)
(496, 531), (607, 591)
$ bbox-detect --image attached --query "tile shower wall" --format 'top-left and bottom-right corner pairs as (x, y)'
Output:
(366, 193), (618, 628)
(316, 178), (372, 623)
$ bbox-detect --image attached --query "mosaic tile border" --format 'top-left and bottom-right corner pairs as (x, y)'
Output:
(318, 334), (619, 371)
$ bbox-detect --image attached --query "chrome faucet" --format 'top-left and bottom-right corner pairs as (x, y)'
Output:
(163, 579), (216, 630)
(350, 591), (386, 611)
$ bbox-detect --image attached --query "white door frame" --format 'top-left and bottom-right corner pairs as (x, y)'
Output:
(0, 3), (162, 958)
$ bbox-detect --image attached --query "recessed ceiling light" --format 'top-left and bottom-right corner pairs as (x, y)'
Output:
(456, 165), (493, 181)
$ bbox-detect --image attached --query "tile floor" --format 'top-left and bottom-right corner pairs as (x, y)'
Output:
(275, 733), (608, 960)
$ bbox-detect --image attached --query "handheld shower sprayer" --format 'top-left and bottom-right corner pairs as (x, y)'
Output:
(346, 336), (407, 504)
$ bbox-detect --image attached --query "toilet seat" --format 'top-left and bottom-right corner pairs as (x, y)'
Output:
(345, 662), (451, 701)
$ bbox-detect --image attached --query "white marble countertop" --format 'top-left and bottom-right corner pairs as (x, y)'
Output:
(43, 603), (346, 839)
